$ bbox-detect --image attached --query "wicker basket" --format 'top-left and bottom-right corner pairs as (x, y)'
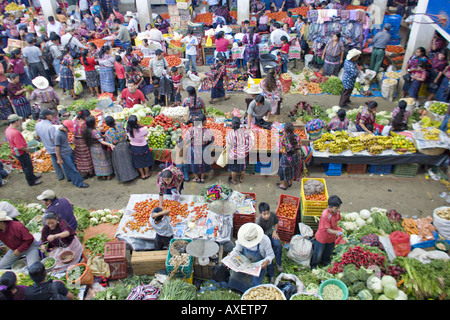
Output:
(418, 148), (446, 156)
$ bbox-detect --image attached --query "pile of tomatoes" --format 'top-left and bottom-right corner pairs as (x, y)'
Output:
(305, 193), (327, 201)
(277, 202), (297, 219)
(190, 203), (209, 222)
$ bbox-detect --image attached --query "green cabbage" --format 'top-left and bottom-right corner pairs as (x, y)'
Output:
(394, 290), (408, 300)
(378, 294), (391, 300)
(381, 275), (397, 288)
(357, 289), (373, 300)
(383, 284), (399, 299)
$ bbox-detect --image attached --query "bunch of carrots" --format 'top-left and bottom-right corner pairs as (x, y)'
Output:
(31, 149), (53, 173)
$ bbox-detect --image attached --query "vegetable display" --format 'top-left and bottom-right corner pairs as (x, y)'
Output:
(320, 76), (344, 95)
(242, 285), (285, 300)
(159, 279), (197, 300)
(321, 284), (344, 300)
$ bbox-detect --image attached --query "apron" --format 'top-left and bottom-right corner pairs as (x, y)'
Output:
(228, 244), (267, 293)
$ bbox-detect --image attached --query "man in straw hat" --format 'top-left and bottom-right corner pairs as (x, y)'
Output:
(5, 114), (43, 186)
(339, 48), (363, 109)
(227, 223), (275, 292)
(30, 77), (61, 116)
(0, 211), (41, 269)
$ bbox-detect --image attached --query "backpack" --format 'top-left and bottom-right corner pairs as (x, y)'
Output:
(49, 281), (70, 300)
(67, 36), (81, 59)
(42, 44), (55, 66)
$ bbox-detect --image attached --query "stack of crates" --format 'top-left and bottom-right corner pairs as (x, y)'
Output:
(384, 14), (402, 46)
(233, 192), (257, 238)
(104, 241), (128, 280)
(166, 238), (194, 279)
(275, 194), (301, 243)
(393, 163), (419, 178)
(300, 178), (329, 229)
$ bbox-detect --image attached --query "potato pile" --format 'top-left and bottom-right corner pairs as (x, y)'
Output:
(435, 207), (450, 220)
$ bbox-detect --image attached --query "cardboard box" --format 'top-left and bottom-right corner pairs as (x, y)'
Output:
(176, 0), (191, 10)
(180, 14), (192, 21)
(5, 39), (25, 53)
(131, 250), (168, 276)
(168, 4), (180, 16)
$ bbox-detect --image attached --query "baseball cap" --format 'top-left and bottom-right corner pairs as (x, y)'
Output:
(62, 119), (75, 132)
(37, 190), (56, 200)
(39, 108), (54, 119)
(7, 114), (22, 123)
(384, 23), (392, 30)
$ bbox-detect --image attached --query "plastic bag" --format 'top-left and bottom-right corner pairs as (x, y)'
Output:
(216, 148), (227, 167)
(389, 231), (411, 257)
(286, 223), (314, 267)
(274, 273), (305, 299)
(407, 248), (450, 264)
(87, 255), (110, 278)
(74, 80), (83, 95)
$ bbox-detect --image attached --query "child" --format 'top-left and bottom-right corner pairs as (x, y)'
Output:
(173, 137), (190, 181)
(170, 66), (182, 102)
(256, 202), (284, 283)
(258, 12), (269, 33)
(115, 55), (126, 95)
(280, 36), (290, 73)
(149, 207), (174, 250)
(90, 1), (103, 20)
(310, 195), (343, 269)
(408, 61), (428, 104)
(242, 20), (251, 34)
(285, 11), (294, 28)
(152, 77), (163, 106)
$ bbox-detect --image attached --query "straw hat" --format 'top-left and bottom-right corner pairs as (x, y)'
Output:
(32, 76), (49, 90)
(0, 211), (13, 222)
(245, 84), (263, 95)
(347, 48), (362, 60)
(237, 223), (264, 248)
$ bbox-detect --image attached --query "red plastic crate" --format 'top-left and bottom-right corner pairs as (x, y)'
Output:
(241, 192), (256, 201)
(275, 194), (300, 232)
(104, 241), (127, 280)
(278, 228), (295, 243)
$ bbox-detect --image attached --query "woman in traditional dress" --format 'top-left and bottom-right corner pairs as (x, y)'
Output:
(73, 109), (95, 179)
(98, 45), (116, 94)
(259, 68), (283, 114)
(183, 86), (206, 119)
(80, 49), (100, 97)
(104, 116), (139, 183)
(7, 73), (31, 119)
(277, 123), (302, 190)
(226, 117), (254, 185)
(322, 32), (345, 77)
(0, 85), (13, 120)
(209, 56), (230, 104)
(83, 115), (115, 180)
(184, 113), (215, 183)
(59, 49), (79, 99)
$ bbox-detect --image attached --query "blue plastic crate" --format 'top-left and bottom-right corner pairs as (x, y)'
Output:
(388, 38), (401, 46)
(383, 14), (402, 28)
(205, 56), (215, 65)
(323, 163), (342, 176)
(255, 161), (272, 173)
(368, 164), (392, 175)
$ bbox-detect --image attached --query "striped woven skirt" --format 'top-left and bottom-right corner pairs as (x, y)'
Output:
(277, 153), (301, 181)
(73, 136), (94, 173)
(99, 66), (115, 93)
(85, 69), (101, 88)
(0, 97), (14, 120)
(11, 97), (31, 119)
(90, 143), (114, 176)
(59, 66), (74, 90)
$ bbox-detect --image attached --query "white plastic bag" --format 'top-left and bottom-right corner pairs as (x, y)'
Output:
(286, 223), (314, 267)
(433, 207), (450, 240)
(407, 248), (450, 264)
(274, 273), (305, 294)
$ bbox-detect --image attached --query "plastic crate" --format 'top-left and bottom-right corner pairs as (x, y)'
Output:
(104, 241), (127, 280)
(166, 238), (194, 278)
(278, 228), (295, 243)
(205, 56), (215, 66)
(275, 194), (300, 232)
(300, 210), (320, 231)
(245, 163), (256, 174)
(346, 163), (367, 174)
(241, 192), (256, 201)
(323, 163), (342, 176)
(301, 178), (329, 216)
(368, 164), (392, 175)
(393, 163), (419, 178)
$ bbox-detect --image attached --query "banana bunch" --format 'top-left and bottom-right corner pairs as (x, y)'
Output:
(313, 140), (328, 152)
(368, 144), (384, 155)
(349, 142), (365, 153)
(375, 136), (393, 150)
(328, 141), (347, 154)
(421, 127), (440, 140)
(321, 132), (336, 142)
(359, 133), (376, 148)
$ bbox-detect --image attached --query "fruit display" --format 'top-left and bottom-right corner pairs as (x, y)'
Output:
(429, 102), (449, 116)
(391, 132), (416, 154)
(420, 127), (441, 140)
(277, 203), (297, 219)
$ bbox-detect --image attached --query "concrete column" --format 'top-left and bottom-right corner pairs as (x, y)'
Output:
(371, 0), (388, 27)
(135, 0), (153, 32)
(401, 0), (434, 73)
(39, 0), (58, 21)
(237, 0), (249, 25)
